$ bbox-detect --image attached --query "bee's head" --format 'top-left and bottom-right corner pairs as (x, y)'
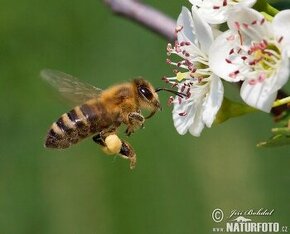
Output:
(133, 78), (185, 119)
(134, 79), (161, 119)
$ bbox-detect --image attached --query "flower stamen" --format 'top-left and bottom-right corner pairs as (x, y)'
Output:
(225, 20), (283, 84)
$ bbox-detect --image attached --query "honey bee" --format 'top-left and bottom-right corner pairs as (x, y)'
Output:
(42, 69), (184, 169)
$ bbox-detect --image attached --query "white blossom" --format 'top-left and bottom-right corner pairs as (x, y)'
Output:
(189, 0), (256, 24)
(165, 7), (223, 136)
(209, 7), (290, 112)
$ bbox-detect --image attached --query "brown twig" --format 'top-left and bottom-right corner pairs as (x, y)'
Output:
(103, 0), (176, 42)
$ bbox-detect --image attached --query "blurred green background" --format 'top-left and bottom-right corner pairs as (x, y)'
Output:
(1, 0), (290, 233)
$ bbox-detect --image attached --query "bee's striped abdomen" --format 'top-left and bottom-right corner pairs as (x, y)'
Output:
(45, 104), (101, 149)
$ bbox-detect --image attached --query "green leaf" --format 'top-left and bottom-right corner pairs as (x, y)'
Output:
(257, 120), (290, 147)
(257, 133), (290, 147)
(253, 0), (279, 17)
(214, 97), (256, 124)
(274, 109), (290, 126)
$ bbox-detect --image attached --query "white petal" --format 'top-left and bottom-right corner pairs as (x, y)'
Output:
(189, 0), (257, 24)
(172, 82), (209, 136)
(227, 7), (262, 29)
(172, 103), (195, 135)
(273, 10), (290, 51)
(271, 50), (290, 90)
(239, 0), (257, 7)
(208, 30), (245, 82)
(262, 50), (289, 92)
(202, 75), (224, 127)
(173, 112), (193, 135)
(196, 6), (229, 25)
(240, 51), (290, 112)
(172, 95), (195, 135)
(190, 0), (229, 24)
(191, 6), (214, 54)
(227, 7), (272, 41)
(189, 0), (204, 5)
(189, 107), (205, 137)
(177, 7), (196, 44)
(240, 81), (277, 112)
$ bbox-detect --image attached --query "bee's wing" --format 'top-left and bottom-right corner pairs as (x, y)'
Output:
(41, 69), (102, 105)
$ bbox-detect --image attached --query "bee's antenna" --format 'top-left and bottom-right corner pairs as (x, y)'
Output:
(155, 88), (186, 98)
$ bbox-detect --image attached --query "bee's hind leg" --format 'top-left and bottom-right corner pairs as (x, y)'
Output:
(119, 141), (136, 170)
(92, 133), (105, 146)
(92, 124), (119, 146)
(93, 132), (121, 156)
(92, 132), (136, 170)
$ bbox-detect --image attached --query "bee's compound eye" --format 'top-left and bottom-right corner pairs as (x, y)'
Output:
(139, 86), (153, 100)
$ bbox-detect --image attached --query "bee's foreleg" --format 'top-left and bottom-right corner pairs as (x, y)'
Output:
(119, 140), (136, 169)
(125, 112), (145, 136)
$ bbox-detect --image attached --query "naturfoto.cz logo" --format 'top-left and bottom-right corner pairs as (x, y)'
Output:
(211, 208), (288, 233)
